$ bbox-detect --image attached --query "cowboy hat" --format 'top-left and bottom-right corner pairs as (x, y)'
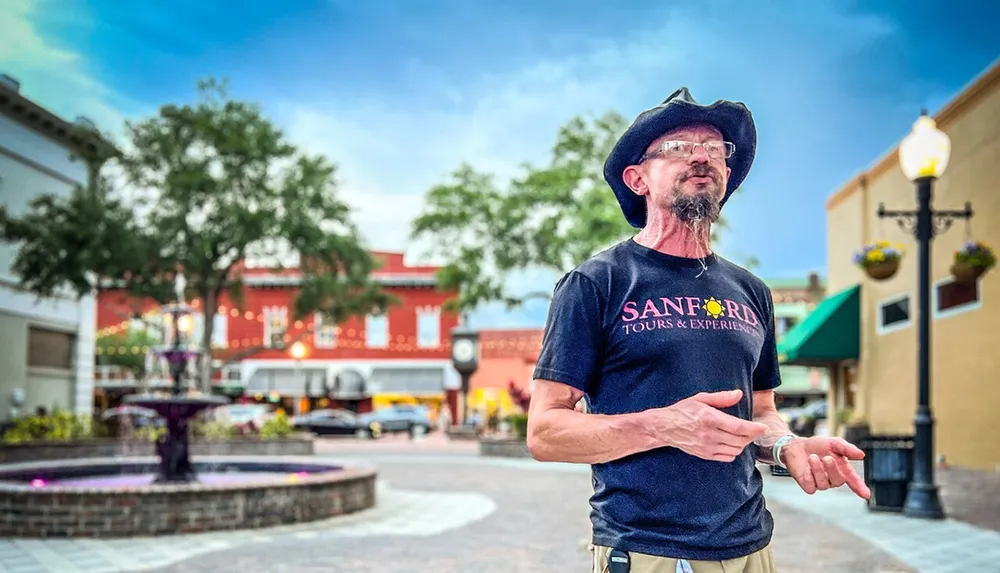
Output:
(603, 87), (757, 228)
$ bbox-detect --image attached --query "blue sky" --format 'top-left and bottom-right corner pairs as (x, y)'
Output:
(3, 0), (999, 328)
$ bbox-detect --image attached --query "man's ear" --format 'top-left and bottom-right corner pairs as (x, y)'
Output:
(719, 165), (732, 199)
(622, 165), (647, 196)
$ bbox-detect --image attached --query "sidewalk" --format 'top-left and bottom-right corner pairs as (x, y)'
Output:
(761, 470), (1000, 573)
(937, 466), (1000, 533)
(323, 435), (1000, 572)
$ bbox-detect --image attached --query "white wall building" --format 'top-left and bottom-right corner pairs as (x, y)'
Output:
(0, 74), (107, 421)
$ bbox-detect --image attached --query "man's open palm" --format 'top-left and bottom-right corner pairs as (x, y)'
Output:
(782, 436), (871, 499)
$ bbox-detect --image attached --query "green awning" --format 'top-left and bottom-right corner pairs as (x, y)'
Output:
(777, 284), (860, 366)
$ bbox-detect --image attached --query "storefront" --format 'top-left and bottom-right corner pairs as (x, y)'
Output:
(777, 285), (860, 435)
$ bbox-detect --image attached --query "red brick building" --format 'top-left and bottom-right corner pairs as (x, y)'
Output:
(465, 328), (543, 416)
(95, 251), (462, 417)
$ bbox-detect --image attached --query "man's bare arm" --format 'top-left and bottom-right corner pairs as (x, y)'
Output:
(527, 379), (768, 464)
(526, 379), (667, 464)
(751, 389), (796, 464)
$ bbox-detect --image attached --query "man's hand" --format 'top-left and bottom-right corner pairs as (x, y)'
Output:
(781, 436), (871, 499)
(661, 389), (769, 462)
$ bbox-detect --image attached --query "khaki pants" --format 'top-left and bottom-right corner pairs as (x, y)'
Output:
(592, 544), (776, 573)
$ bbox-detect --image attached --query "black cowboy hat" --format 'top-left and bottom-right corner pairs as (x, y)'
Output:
(603, 87), (757, 228)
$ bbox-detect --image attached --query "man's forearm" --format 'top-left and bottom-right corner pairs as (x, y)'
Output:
(752, 409), (795, 465)
(527, 408), (666, 464)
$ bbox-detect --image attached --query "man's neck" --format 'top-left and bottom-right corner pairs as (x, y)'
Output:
(633, 214), (713, 259)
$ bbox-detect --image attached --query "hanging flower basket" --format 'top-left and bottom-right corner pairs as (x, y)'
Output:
(854, 242), (905, 281)
(951, 241), (996, 285)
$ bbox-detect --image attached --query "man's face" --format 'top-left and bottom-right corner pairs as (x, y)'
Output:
(622, 123), (732, 224)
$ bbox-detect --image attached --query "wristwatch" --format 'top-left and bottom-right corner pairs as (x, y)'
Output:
(772, 434), (798, 469)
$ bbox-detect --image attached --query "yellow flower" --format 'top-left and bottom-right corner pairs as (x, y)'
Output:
(875, 240), (889, 248)
(867, 250), (885, 262)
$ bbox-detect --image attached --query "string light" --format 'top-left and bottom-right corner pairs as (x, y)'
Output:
(96, 301), (542, 358)
(95, 335), (543, 356)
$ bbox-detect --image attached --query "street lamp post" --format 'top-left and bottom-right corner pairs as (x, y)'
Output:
(876, 111), (972, 520)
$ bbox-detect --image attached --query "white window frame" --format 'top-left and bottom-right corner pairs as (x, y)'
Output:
(128, 317), (146, 333)
(876, 292), (912, 335)
(365, 313), (389, 349)
(263, 306), (289, 347)
(183, 312), (227, 348)
(932, 276), (982, 320)
(416, 305), (441, 348)
(193, 312), (205, 346)
(313, 312), (337, 349)
(160, 313), (176, 345)
(211, 311), (228, 348)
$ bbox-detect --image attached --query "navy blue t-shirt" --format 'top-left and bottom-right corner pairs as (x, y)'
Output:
(532, 238), (782, 561)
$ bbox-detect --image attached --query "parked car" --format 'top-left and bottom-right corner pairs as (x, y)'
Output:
(211, 404), (275, 429)
(99, 405), (163, 436)
(358, 404), (432, 438)
(784, 399), (827, 436)
(291, 409), (364, 437)
(778, 406), (803, 426)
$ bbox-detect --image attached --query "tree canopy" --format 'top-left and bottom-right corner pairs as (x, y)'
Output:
(0, 78), (392, 391)
(96, 329), (161, 379)
(411, 110), (756, 316)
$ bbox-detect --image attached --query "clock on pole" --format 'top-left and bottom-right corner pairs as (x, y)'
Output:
(450, 324), (480, 424)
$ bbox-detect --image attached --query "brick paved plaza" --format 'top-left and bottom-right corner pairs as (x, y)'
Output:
(142, 452), (913, 573)
(3, 434), (999, 572)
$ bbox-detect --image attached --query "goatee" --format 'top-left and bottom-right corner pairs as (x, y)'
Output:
(670, 166), (722, 222)
(671, 191), (721, 223)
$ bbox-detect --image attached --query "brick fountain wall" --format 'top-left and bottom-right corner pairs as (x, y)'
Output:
(0, 458), (376, 537)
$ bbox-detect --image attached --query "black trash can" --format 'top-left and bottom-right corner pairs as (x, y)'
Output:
(769, 464), (791, 477)
(860, 435), (914, 512)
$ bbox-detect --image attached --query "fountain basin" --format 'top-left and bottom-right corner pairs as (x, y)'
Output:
(0, 456), (376, 538)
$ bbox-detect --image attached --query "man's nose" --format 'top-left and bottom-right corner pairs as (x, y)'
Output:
(688, 144), (711, 164)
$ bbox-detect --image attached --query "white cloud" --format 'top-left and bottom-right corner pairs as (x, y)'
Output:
(276, 12), (715, 301)
(276, 3), (896, 326)
(0, 0), (126, 135)
(0, 1), (897, 327)
(276, 31), (682, 327)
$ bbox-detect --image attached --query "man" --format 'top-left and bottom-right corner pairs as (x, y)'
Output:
(527, 88), (870, 573)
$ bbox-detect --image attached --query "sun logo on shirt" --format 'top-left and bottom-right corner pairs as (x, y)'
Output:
(702, 297), (725, 319)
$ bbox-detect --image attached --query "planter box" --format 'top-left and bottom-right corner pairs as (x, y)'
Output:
(0, 435), (314, 464)
(446, 426), (481, 441)
(479, 436), (531, 458)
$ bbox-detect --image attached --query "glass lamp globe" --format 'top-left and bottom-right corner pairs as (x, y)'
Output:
(898, 112), (951, 181)
(176, 314), (194, 334)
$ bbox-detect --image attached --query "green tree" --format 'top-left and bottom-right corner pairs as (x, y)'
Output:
(0, 78), (393, 392)
(96, 328), (160, 378)
(411, 111), (756, 316)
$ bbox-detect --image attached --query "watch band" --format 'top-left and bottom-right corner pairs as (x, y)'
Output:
(771, 434), (797, 469)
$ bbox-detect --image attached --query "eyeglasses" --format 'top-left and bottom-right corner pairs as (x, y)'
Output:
(639, 140), (736, 162)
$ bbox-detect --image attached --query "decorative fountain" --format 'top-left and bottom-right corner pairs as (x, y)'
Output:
(0, 274), (377, 538)
(122, 273), (227, 483)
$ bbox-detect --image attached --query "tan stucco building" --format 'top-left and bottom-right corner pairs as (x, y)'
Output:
(781, 58), (1000, 470)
